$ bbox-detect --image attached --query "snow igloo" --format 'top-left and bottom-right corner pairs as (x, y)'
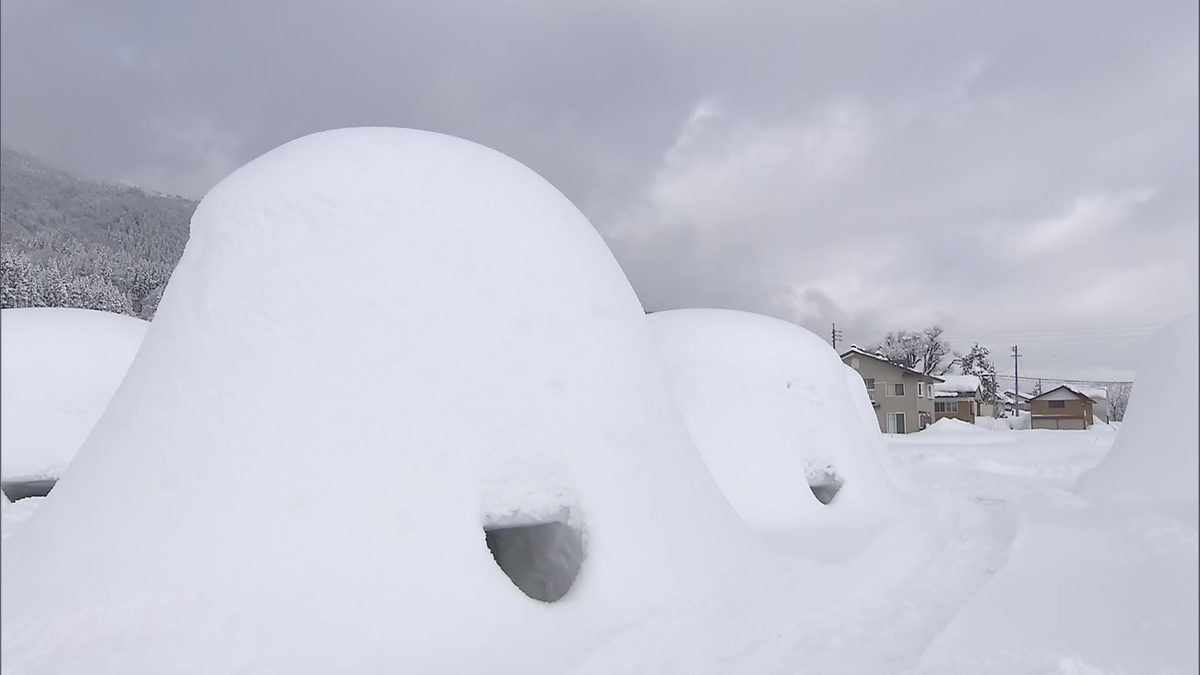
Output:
(648, 309), (909, 531)
(1, 307), (148, 499)
(1074, 312), (1199, 503)
(0, 128), (758, 674)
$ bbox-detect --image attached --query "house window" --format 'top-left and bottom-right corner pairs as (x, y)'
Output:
(863, 378), (876, 401)
(886, 412), (907, 433)
(934, 401), (960, 413)
(1049, 400), (1066, 409)
(887, 382), (904, 397)
(918, 382), (925, 398)
(851, 357), (860, 369)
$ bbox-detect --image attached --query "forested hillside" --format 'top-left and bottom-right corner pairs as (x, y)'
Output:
(0, 147), (196, 319)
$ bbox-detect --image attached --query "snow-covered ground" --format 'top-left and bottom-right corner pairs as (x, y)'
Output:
(569, 423), (1198, 674)
(5, 423), (1192, 673)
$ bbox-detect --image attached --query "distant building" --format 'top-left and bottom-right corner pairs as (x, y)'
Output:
(1002, 388), (1036, 414)
(841, 346), (944, 434)
(1030, 385), (1097, 430)
(932, 375), (984, 424)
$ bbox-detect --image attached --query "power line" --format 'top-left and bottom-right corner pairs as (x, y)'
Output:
(837, 322), (1166, 342)
(999, 374), (1134, 385)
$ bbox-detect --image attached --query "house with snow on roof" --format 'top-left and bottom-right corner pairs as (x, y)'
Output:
(1029, 385), (1098, 430)
(1002, 388), (1036, 414)
(840, 345), (943, 434)
(931, 375), (985, 424)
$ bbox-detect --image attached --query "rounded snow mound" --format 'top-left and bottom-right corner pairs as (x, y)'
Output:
(922, 417), (990, 434)
(649, 308), (906, 530)
(1, 308), (148, 484)
(0, 128), (756, 674)
(1075, 312), (1199, 503)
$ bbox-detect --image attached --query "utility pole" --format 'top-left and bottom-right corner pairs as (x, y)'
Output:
(831, 323), (843, 350)
(1012, 345), (1022, 405)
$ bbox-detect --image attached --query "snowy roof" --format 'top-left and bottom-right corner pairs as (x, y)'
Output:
(0, 128), (760, 672)
(839, 346), (944, 383)
(932, 375), (982, 396)
(1033, 384), (1096, 402)
(1072, 385), (1108, 401)
(1002, 389), (1037, 400)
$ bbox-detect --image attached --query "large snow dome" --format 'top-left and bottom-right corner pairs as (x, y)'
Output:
(1, 128), (757, 673)
(1074, 312), (1199, 503)
(1, 308), (148, 489)
(649, 309), (907, 531)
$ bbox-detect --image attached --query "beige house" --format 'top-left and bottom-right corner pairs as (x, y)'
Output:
(841, 346), (943, 434)
(1030, 385), (1096, 430)
(932, 375), (983, 424)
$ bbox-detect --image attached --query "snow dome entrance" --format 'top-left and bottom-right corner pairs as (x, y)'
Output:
(806, 467), (844, 505)
(485, 521), (583, 603)
(1, 479), (56, 502)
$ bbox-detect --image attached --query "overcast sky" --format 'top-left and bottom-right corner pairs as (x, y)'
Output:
(2, 0), (1196, 382)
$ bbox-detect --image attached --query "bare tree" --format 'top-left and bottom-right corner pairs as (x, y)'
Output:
(1107, 382), (1133, 421)
(868, 324), (954, 375)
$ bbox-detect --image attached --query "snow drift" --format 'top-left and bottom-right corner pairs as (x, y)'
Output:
(1074, 312), (1199, 503)
(922, 418), (990, 434)
(1, 308), (148, 485)
(649, 309), (906, 530)
(0, 128), (758, 674)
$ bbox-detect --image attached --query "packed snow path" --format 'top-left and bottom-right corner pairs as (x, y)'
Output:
(568, 495), (1018, 674)
(570, 426), (1191, 674)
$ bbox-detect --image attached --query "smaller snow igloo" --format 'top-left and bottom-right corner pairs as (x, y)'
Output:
(1074, 312), (1199, 503)
(1, 308), (148, 497)
(0, 128), (757, 674)
(649, 309), (907, 530)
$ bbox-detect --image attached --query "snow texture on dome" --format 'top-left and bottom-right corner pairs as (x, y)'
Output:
(842, 363), (914, 494)
(1074, 312), (1199, 503)
(649, 308), (907, 530)
(0, 127), (758, 674)
(1, 308), (148, 483)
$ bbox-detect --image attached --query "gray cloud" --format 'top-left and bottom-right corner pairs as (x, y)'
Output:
(2, 0), (1196, 381)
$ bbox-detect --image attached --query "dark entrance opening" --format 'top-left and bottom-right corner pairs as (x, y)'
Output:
(484, 521), (583, 603)
(806, 468), (844, 505)
(2, 479), (56, 502)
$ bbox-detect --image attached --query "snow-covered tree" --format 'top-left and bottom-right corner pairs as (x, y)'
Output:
(1107, 381), (1132, 421)
(1, 246), (35, 308)
(868, 324), (954, 375)
(1, 145), (194, 319)
(958, 342), (999, 408)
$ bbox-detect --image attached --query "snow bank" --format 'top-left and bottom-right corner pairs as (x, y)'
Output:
(973, 412), (1032, 432)
(1, 496), (43, 546)
(649, 308), (906, 530)
(923, 417), (991, 434)
(1, 308), (148, 483)
(932, 375), (981, 396)
(0, 128), (758, 674)
(1074, 312), (1199, 503)
(972, 417), (1010, 432)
